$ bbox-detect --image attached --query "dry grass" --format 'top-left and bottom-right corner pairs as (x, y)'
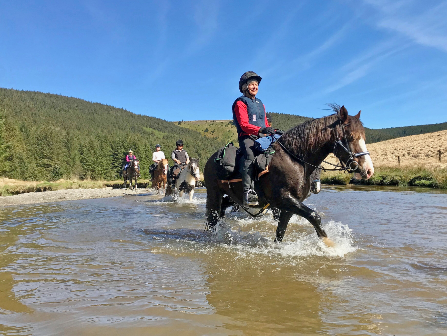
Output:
(323, 130), (446, 169)
(367, 130), (446, 168)
(321, 130), (447, 188)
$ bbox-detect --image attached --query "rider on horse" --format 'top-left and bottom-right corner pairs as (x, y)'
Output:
(123, 150), (140, 176)
(169, 140), (190, 185)
(232, 71), (274, 206)
(233, 71), (320, 206)
(149, 144), (165, 180)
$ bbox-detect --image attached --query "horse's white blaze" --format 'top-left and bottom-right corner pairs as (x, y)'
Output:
(353, 138), (374, 179)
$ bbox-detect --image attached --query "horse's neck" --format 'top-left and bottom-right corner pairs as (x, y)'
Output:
(307, 144), (333, 168)
(283, 119), (338, 170)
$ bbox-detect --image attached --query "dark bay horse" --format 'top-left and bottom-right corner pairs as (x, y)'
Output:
(204, 106), (374, 246)
(152, 158), (169, 193)
(123, 159), (139, 189)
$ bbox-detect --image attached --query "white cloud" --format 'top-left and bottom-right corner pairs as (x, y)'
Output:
(323, 39), (408, 93)
(362, 0), (446, 51)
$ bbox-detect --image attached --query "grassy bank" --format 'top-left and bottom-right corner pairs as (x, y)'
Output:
(0, 179), (151, 196)
(321, 166), (447, 189)
(1, 166), (446, 197)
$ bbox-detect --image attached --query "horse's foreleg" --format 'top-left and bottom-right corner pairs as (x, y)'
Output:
(206, 188), (223, 230)
(279, 193), (329, 241)
(275, 210), (293, 242)
(220, 195), (234, 218)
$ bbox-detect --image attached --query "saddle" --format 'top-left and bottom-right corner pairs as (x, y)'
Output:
(215, 140), (277, 182)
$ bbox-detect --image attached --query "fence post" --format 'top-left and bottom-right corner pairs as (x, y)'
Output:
(438, 149), (442, 162)
(397, 155), (400, 166)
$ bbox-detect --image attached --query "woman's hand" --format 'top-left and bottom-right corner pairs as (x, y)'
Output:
(258, 126), (274, 135)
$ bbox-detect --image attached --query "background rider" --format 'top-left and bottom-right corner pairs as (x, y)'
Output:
(170, 140), (190, 180)
(150, 144), (165, 180)
(123, 150), (138, 173)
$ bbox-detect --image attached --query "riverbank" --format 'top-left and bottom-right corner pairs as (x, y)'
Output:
(0, 178), (150, 196)
(0, 164), (446, 207)
(321, 166), (447, 189)
(0, 178), (152, 206)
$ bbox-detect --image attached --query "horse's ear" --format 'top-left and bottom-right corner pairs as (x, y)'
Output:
(354, 110), (361, 120)
(338, 105), (348, 124)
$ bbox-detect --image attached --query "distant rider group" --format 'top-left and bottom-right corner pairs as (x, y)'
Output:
(123, 139), (191, 190)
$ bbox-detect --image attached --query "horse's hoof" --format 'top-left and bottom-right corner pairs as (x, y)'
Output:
(322, 237), (335, 248)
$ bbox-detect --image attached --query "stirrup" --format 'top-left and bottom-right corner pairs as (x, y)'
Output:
(243, 190), (258, 207)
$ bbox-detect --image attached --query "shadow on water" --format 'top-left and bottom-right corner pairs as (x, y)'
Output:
(140, 228), (211, 243)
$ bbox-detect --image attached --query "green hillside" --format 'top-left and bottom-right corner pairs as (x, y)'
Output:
(0, 88), (222, 181)
(0, 88), (445, 182)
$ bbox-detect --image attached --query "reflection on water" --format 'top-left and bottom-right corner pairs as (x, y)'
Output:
(0, 187), (446, 335)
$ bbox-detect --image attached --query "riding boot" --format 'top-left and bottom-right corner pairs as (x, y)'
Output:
(242, 159), (258, 206)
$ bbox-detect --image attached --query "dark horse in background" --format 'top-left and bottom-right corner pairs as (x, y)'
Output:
(204, 105), (374, 246)
(123, 159), (139, 189)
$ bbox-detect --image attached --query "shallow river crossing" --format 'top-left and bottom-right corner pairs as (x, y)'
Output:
(0, 186), (446, 335)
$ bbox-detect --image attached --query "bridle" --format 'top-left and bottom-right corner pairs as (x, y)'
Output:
(276, 119), (370, 175)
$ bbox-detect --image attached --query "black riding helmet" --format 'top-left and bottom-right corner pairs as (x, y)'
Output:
(155, 144), (161, 148)
(239, 71), (262, 93)
(176, 140), (183, 146)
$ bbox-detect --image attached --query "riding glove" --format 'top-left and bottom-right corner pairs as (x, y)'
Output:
(259, 127), (275, 135)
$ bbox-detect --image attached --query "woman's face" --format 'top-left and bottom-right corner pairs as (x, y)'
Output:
(246, 80), (259, 97)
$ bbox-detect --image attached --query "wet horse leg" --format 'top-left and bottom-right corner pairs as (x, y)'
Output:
(206, 188), (223, 229)
(220, 195), (234, 218)
(278, 193), (328, 240)
(275, 210), (293, 242)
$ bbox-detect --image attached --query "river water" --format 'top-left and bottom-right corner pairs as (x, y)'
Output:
(0, 186), (445, 336)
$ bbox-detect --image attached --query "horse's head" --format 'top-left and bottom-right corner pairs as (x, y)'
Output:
(189, 158), (200, 181)
(132, 159), (139, 169)
(333, 106), (374, 179)
(161, 158), (169, 175)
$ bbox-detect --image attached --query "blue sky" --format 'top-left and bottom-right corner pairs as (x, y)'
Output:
(1, 0), (446, 129)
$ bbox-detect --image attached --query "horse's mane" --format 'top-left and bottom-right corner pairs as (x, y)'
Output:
(280, 104), (365, 155)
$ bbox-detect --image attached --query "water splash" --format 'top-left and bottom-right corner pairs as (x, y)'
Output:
(160, 195), (206, 205)
(206, 219), (357, 259)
